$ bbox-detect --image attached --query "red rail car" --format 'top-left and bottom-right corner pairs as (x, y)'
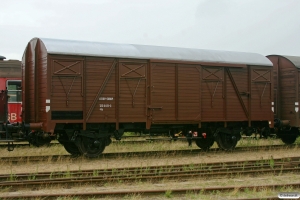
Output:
(0, 57), (22, 123)
(267, 55), (300, 144)
(0, 56), (22, 150)
(18, 38), (274, 157)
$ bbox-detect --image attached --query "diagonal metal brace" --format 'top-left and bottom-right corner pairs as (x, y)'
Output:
(86, 60), (117, 120)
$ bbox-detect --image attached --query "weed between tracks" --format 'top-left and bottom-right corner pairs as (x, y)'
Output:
(1, 174), (298, 200)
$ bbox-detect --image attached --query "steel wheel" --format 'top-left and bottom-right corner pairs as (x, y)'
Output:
(195, 138), (214, 151)
(279, 127), (298, 145)
(63, 142), (81, 155)
(260, 127), (270, 138)
(216, 132), (238, 150)
(281, 136), (297, 144)
(78, 137), (106, 158)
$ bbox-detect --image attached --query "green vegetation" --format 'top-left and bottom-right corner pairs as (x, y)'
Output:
(9, 170), (16, 181)
(0, 134), (299, 200)
(164, 190), (173, 198)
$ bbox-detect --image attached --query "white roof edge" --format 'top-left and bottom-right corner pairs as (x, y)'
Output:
(36, 37), (273, 66)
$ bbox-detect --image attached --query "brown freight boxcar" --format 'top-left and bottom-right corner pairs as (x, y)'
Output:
(22, 38), (273, 157)
(267, 55), (300, 144)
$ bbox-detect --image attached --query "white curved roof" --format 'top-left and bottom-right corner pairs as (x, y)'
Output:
(36, 38), (272, 66)
(268, 55), (300, 69)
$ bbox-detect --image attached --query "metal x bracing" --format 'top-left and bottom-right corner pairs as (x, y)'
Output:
(53, 61), (81, 75)
(252, 69), (270, 82)
(203, 67), (223, 80)
(121, 64), (145, 77)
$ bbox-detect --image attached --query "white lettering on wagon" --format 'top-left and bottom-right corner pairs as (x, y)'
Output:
(99, 104), (112, 111)
(99, 97), (114, 101)
(100, 104), (112, 108)
(8, 113), (17, 121)
(99, 97), (113, 111)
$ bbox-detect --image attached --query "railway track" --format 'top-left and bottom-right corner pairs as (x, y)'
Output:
(1, 156), (300, 182)
(0, 144), (297, 164)
(1, 144), (298, 163)
(0, 156), (299, 199)
(0, 184), (297, 199)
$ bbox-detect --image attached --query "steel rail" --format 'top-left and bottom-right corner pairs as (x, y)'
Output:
(0, 183), (299, 199)
(0, 158), (299, 181)
(1, 163), (299, 189)
(1, 166), (300, 185)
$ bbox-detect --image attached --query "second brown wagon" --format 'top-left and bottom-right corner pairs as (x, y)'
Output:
(267, 55), (300, 144)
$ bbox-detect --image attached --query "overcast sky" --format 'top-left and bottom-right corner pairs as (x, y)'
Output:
(0, 0), (299, 60)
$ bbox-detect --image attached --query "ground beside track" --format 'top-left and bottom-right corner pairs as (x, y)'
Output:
(0, 145), (299, 174)
(0, 139), (299, 199)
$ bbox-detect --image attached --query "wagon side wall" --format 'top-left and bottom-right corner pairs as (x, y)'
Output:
(268, 55), (299, 127)
(26, 51), (273, 133)
(280, 58), (299, 127)
(149, 62), (273, 128)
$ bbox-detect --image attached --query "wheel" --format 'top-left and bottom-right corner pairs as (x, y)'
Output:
(63, 142), (81, 155)
(78, 137), (106, 158)
(216, 132), (238, 150)
(279, 127), (298, 145)
(261, 127), (270, 138)
(281, 136), (297, 144)
(195, 138), (214, 151)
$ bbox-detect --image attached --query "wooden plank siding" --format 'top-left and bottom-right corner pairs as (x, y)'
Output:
(47, 59), (273, 127)
(85, 58), (116, 122)
(267, 55), (300, 127)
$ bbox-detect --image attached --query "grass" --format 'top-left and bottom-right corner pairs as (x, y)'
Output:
(185, 185), (299, 200)
(165, 190), (173, 198)
(0, 136), (299, 178)
(0, 140), (299, 177)
(9, 170), (16, 181)
(0, 150), (300, 199)
(269, 156), (275, 169)
(64, 165), (72, 178)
